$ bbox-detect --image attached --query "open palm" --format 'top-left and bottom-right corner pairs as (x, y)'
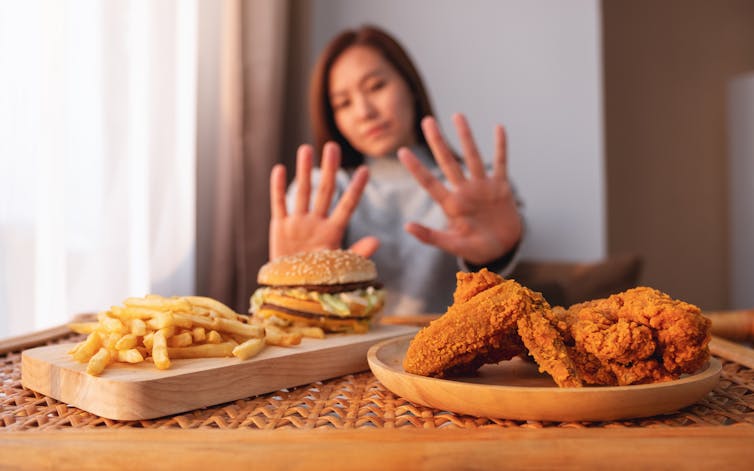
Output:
(397, 114), (522, 265)
(268, 143), (379, 261)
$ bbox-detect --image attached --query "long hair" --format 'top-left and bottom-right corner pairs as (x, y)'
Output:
(309, 25), (435, 169)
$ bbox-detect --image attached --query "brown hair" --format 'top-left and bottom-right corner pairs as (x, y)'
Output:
(309, 25), (435, 169)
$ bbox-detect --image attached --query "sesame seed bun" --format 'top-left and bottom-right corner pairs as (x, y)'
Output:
(257, 249), (377, 286)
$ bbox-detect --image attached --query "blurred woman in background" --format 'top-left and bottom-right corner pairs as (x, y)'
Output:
(268, 25), (523, 314)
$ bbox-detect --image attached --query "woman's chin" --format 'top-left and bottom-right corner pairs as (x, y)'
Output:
(357, 141), (402, 159)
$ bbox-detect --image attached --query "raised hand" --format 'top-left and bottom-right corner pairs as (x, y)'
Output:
(397, 114), (522, 265)
(268, 142), (380, 261)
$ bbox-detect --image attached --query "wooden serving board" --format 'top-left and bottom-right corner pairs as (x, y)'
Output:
(21, 324), (418, 421)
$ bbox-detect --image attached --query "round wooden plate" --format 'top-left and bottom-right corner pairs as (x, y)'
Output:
(367, 335), (721, 422)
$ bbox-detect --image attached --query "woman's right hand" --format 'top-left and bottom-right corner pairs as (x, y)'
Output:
(268, 142), (380, 261)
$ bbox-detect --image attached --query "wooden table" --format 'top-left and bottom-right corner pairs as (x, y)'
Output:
(2, 317), (754, 470)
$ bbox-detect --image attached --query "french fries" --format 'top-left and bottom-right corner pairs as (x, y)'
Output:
(68, 294), (327, 376)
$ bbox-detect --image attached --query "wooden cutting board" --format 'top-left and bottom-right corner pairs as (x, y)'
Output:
(21, 324), (418, 421)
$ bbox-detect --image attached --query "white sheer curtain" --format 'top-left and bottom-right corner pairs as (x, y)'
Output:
(0, 0), (197, 339)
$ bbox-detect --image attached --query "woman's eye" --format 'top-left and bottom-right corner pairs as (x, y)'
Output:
(368, 80), (385, 92)
(332, 99), (350, 110)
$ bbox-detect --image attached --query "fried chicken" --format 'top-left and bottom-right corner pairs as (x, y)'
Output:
(403, 271), (711, 388)
(403, 270), (582, 387)
(552, 287), (711, 386)
(516, 308), (582, 387)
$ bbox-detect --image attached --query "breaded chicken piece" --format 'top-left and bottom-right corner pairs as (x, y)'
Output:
(517, 309), (582, 387)
(403, 270), (581, 387)
(402, 271), (526, 378)
(554, 287), (711, 385)
(452, 269), (505, 305)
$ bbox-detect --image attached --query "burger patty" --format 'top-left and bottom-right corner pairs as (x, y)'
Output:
(259, 280), (383, 294)
(260, 303), (374, 320)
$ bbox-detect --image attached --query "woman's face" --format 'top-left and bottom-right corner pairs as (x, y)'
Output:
(328, 45), (417, 157)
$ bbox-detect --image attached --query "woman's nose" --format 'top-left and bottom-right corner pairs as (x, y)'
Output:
(354, 93), (377, 120)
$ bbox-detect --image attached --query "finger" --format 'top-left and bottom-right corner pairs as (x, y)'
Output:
(398, 147), (451, 205)
(404, 222), (459, 254)
(492, 124), (508, 181)
(330, 165), (368, 227)
(293, 145), (313, 215)
(312, 142), (341, 216)
(421, 116), (465, 187)
(269, 164), (288, 219)
(348, 236), (380, 258)
(452, 113), (486, 179)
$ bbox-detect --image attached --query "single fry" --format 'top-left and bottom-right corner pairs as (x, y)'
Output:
(73, 332), (103, 363)
(167, 342), (235, 359)
(172, 315), (193, 329)
(130, 318), (147, 336)
(111, 305), (161, 320)
(68, 343), (81, 355)
(114, 334), (138, 350)
(86, 348), (111, 376)
(124, 295), (191, 312)
(147, 312), (173, 330)
(184, 296), (237, 319)
(167, 331), (193, 348)
(232, 337), (265, 360)
(143, 331), (155, 350)
(117, 349), (144, 363)
(191, 326), (206, 342)
(265, 325), (302, 347)
(158, 325), (176, 339)
(173, 313), (264, 338)
(206, 330), (223, 344)
(152, 330), (170, 370)
(102, 332), (122, 350)
(68, 322), (98, 335)
(288, 325), (326, 339)
(101, 317), (127, 334)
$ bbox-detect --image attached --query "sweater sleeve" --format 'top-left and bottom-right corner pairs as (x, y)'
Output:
(456, 219), (524, 277)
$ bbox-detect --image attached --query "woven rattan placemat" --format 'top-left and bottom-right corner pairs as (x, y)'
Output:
(2, 333), (753, 431)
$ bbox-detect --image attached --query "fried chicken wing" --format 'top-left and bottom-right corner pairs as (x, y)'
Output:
(402, 271), (526, 378)
(403, 270), (582, 387)
(516, 309), (582, 387)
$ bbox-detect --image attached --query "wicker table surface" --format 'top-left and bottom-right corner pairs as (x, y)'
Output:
(2, 320), (754, 469)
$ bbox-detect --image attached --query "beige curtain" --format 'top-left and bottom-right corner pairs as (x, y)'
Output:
(206, 0), (290, 312)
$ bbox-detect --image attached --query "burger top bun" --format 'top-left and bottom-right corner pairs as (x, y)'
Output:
(257, 249), (377, 286)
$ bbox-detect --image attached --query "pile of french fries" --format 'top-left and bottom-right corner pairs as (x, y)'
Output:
(68, 295), (325, 376)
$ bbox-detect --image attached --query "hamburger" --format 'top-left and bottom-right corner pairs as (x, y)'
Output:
(249, 249), (386, 333)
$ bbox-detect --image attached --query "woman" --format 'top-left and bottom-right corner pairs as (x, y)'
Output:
(268, 25), (523, 314)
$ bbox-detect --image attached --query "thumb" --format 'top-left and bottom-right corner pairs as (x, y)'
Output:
(348, 236), (380, 258)
(404, 222), (458, 254)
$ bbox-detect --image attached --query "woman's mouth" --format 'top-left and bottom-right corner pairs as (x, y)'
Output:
(364, 123), (389, 139)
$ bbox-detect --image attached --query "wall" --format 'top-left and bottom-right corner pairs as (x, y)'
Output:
(286, 0), (606, 262)
(729, 73), (754, 309)
(603, 0), (754, 310)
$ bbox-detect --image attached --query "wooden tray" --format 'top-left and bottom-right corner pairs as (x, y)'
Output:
(21, 324), (417, 420)
(368, 335), (722, 421)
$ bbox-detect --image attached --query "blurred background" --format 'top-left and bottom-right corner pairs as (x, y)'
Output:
(1, 0), (753, 339)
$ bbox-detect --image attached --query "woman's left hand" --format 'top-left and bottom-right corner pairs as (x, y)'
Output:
(397, 113), (522, 265)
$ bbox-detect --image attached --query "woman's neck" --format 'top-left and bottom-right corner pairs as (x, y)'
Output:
(365, 144), (434, 167)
